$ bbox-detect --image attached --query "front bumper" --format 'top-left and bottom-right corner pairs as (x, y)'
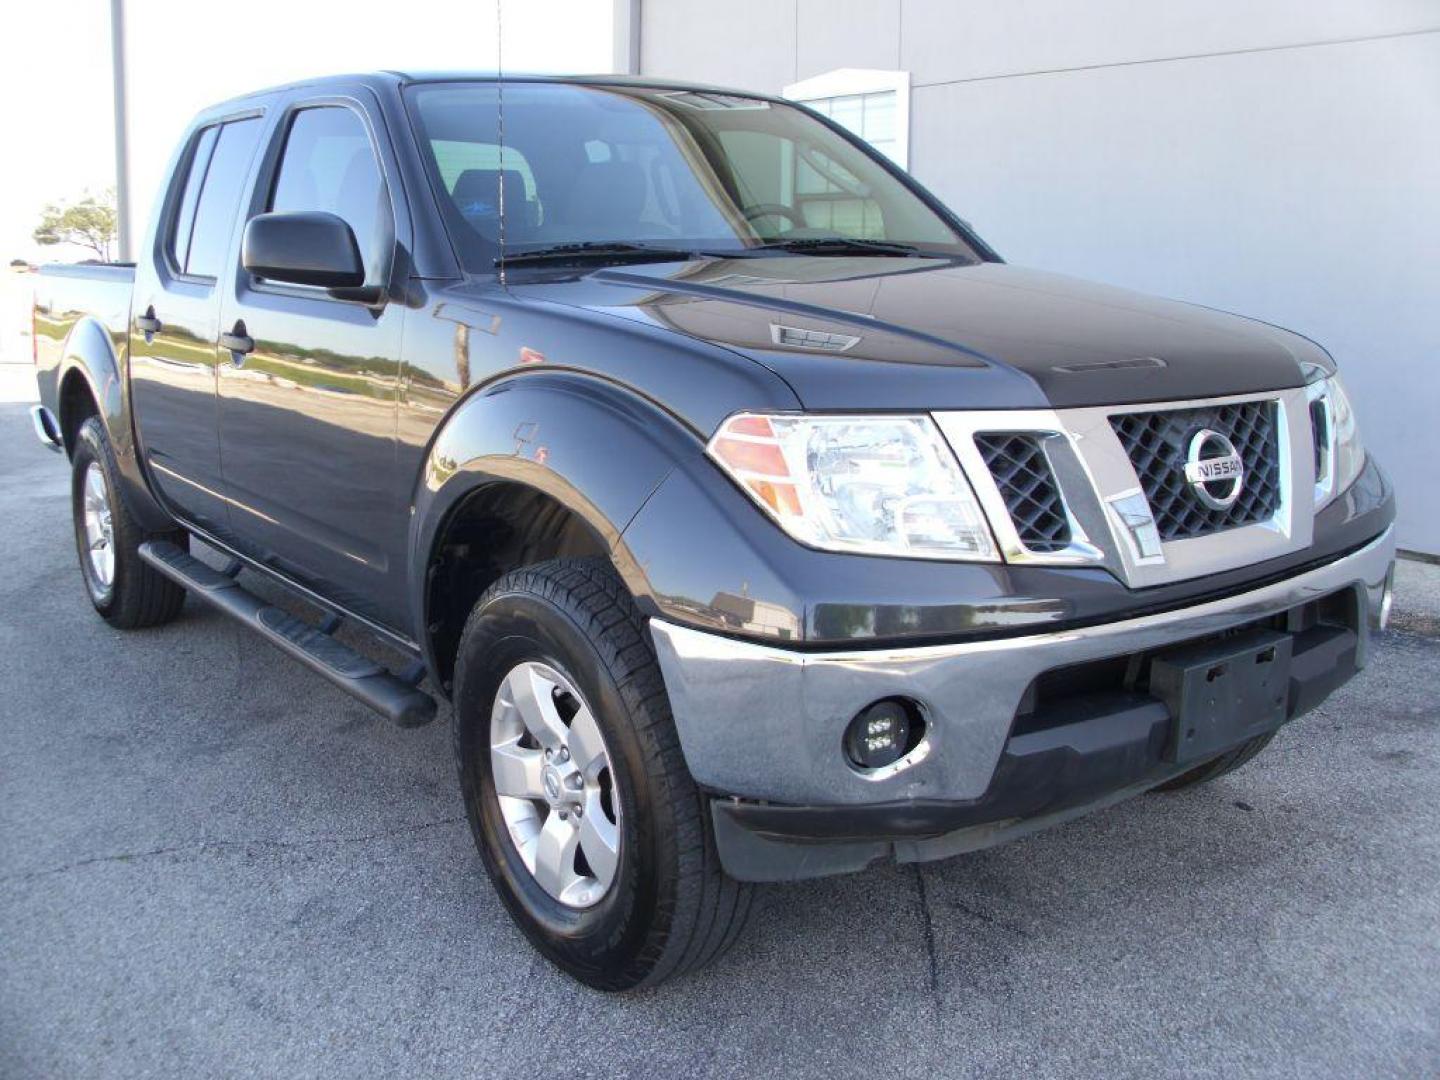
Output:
(650, 525), (1396, 880)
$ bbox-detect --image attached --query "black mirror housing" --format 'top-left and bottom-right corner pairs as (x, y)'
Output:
(242, 211), (365, 289)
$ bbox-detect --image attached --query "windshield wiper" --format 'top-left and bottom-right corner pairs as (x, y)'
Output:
(496, 242), (705, 267)
(747, 237), (930, 257)
(496, 237), (951, 266)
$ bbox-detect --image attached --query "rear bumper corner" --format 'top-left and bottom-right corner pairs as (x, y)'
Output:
(29, 405), (63, 453)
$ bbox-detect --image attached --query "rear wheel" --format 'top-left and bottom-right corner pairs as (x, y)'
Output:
(1151, 732), (1276, 792)
(452, 558), (752, 990)
(70, 416), (187, 629)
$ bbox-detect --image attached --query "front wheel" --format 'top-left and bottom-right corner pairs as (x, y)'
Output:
(70, 416), (187, 629)
(452, 558), (752, 990)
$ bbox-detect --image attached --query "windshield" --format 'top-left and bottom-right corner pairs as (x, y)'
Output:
(404, 81), (979, 269)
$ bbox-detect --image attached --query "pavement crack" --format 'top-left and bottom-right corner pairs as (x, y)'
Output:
(912, 864), (941, 1007)
(951, 895), (1030, 939)
(2, 815), (466, 884)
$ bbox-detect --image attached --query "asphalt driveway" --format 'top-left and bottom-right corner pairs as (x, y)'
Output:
(2, 400), (1437, 1079)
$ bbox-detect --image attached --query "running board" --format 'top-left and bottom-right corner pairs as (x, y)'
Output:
(139, 540), (437, 728)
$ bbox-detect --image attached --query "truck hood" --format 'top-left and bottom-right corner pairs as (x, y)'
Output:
(515, 256), (1325, 410)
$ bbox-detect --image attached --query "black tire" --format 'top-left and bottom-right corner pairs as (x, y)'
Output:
(71, 416), (187, 629)
(452, 558), (753, 991)
(1150, 732), (1276, 792)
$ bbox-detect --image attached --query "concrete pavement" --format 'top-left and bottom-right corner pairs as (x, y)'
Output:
(1, 402), (1437, 1079)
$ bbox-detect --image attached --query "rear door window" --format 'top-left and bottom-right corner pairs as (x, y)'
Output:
(185, 117), (264, 279)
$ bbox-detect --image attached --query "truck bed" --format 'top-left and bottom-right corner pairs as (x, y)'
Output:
(32, 262), (136, 426)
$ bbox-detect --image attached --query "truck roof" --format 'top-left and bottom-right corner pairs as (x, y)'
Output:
(210, 70), (772, 110)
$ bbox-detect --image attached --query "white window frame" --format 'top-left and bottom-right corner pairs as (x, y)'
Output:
(781, 68), (911, 169)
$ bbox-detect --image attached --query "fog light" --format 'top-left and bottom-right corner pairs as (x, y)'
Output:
(844, 699), (922, 771)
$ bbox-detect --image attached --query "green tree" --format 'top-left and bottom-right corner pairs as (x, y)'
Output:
(33, 189), (118, 261)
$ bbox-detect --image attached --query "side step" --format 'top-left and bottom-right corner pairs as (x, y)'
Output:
(139, 541), (437, 728)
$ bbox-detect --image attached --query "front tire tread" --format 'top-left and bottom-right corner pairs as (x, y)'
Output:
(455, 558), (752, 990)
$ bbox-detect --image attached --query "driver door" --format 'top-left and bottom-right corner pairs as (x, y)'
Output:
(215, 90), (410, 630)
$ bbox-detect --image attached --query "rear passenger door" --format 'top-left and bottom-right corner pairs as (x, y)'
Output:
(215, 92), (409, 630)
(130, 115), (264, 536)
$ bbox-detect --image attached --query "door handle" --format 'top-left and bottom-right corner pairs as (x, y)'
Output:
(220, 320), (255, 363)
(136, 306), (162, 341)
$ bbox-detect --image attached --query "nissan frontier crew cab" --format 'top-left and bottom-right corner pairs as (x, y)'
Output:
(31, 72), (1396, 991)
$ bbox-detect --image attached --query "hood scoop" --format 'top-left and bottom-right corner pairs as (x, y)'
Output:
(769, 323), (862, 353)
(591, 266), (993, 369)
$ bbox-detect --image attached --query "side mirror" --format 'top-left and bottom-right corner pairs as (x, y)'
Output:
(242, 211), (365, 289)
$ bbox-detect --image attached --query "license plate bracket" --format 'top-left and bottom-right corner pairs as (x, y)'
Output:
(1149, 629), (1293, 765)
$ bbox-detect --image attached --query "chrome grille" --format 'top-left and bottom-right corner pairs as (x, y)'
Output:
(1111, 400), (1282, 541)
(973, 434), (1072, 552)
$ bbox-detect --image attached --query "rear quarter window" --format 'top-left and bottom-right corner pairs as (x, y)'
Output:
(168, 125), (218, 272)
(184, 117), (264, 279)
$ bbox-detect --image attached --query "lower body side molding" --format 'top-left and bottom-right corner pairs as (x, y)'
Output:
(138, 540), (436, 728)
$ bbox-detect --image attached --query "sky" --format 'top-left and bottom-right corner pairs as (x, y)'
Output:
(0, 0), (615, 263)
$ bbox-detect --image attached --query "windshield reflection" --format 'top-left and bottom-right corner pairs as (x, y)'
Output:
(405, 81), (978, 271)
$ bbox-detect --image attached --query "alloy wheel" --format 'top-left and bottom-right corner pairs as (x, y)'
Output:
(81, 462), (116, 590)
(489, 661), (622, 908)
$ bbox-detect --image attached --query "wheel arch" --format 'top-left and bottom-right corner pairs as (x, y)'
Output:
(409, 370), (705, 693)
(55, 317), (121, 457)
(58, 365), (101, 457)
(54, 318), (175, 532)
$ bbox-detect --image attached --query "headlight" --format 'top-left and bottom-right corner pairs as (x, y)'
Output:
(707, 413), (998, 561)
(1311, 373), (1365, 507)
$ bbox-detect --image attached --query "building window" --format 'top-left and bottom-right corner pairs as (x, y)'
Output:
(782, 69), (910, 168)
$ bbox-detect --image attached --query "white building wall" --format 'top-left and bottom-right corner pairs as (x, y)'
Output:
(640, 1), (1440, 554)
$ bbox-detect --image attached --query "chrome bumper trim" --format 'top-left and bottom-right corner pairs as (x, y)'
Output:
(650, 526), (1396, 806)
(29, 405), (63, 452)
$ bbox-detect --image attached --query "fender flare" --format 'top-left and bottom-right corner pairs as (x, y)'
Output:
(56, 316), (123, 446)
(55, 317), (174, 532)
(407, 369), (707, 680)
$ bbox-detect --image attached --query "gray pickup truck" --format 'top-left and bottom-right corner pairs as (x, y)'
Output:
(31, 72), (1395, 990)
